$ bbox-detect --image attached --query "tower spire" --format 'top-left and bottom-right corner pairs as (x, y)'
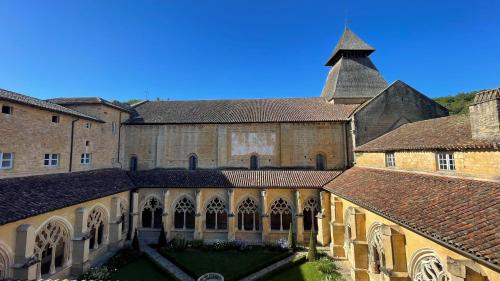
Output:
(325, 28), (375, 66)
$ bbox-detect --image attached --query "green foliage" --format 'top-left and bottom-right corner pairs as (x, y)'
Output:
(188, 239), (204, 249)
(307, 231), (317, 261)
(316, 257), (338, 275)
(125, 99), (142, 105)
(80, 265), (113, 280)
(288, 223), (296, 250)
(433, 91), (478, 115)
(158, 225), (167, 247)
(132, 228), (140, 251)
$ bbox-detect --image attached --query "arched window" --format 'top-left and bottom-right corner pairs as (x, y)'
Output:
(316, 153), (326, 170)
(368, 223), (385, 274)
(206, 197), (228, 230)
(120, 201), (129, 236)
(34, 219), (71, 278)
(189, 154), (198, 170)
(410, 249), (450, 281)
(303, 198), (319, 231)
(141, 197), (163, 229)
(250, 155), (259, 170)
(237, 198), (260, 231)
(270, 198), (292, 231)
(174, 197), (195, 230)
(0, 243), (12, 279)
(343, 207), (355, 259)
(129, 156), (138, 172)
(87, 207), (107, 250)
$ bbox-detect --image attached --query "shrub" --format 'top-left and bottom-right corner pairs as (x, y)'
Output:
(166, 237), (188, 251)
(158, 225), (167, 247)
(212, 239), (227, 251)
(132, 228), (140, 252)
(316, 257), (338, 275)
(287, 222), (296, 251)
(307, 230), (317, 261)
(233, 240), (249, 251)
(189, 239), (204, 249)
(107, 246), (141, 269)
(80, 266), (113, 280)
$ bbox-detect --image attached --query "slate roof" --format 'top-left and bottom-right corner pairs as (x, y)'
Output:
(126, 98), (360, 124)
(129, 169), (342, 188)
(320, 56), (387, 100)
(48, 97), (132, 112)
(325, 28), (375, 66)
(0, 169), (135, 225)
(355, 114), (500, 152)
(324, 167), (500, 267)
(0, 89), (103, 122)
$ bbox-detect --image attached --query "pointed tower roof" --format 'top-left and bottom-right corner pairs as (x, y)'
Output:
(325, 28), (375, 66)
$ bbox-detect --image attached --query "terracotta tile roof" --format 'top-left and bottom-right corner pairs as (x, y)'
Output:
(324, 167), (500, 267)
(129, 169), (342, 188)
(0, 88), (103, 122)
(355, 114), (500, 152)
(48, 97), (132, 112)
(0, 169), (135, 225)
(126, 98), (360, 124)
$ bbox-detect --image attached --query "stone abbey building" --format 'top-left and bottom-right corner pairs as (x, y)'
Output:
(0, 29), (498, 281)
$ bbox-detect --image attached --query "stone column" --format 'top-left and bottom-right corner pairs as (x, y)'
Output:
(330, 197), (345, 258)
(260, 190), (269, 242)
(348, 209), (369, 281)
(71, 208), (90, 275)
(109, 197), (123, 244)
(227, 188), (236, 241)
(194, 189), (204, 240)
(12, 224), (37, 281)
(317, 191), (331, 246)
(130, 192), (139, 235)
(294, 190), (304, 244)
(163, 189), (170, 238)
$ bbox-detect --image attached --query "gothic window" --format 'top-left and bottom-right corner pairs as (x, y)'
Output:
(343, 207), (355, 258)
(120, 201), (129, 235)
(34, 220), (71, 278)
(303, 198), (319, 231)
(189, 154), (198, 170)
(237, 197), (260, 231)
(250, 155), (258, 170)
(0, 244), (12, 279)
(205, 197), (228, 230)
(270, 198), (292, 231)
(316, 153), (326, 170)
(141, 197), (163, 229)
(368, 223), (385, 274)
(410, 249), (450, 281)
(174, 197), (195, 230)
(87, 207), (107, 250)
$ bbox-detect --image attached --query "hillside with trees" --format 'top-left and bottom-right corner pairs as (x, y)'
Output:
(433, 91), (478, 115)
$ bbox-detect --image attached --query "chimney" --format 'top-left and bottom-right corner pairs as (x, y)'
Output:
(469, 88), (500, 140)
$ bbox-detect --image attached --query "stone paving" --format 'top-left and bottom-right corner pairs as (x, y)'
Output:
(141, 242), (196, 281)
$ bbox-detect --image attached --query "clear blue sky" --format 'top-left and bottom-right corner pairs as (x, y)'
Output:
(0, 0), (498, 101)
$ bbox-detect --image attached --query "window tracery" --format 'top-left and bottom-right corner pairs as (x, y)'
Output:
(368, 223), (385, 274)
(410, 249), (450, 281)
(270, 198), (292, 231)
(141, 197), (163, 229)
(303, 197), (319, 231)
(34, 220), (71, 278)
(87, 207), (107, 250)
(237, 197), (260, 231)
(174, 196), (195, 230)
(0, 243), (12, 279)
(206, 197), (227, 230)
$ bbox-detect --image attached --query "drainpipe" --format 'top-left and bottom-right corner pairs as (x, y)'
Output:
(69, 118), (79, 172)
(117, 112), (122, 165)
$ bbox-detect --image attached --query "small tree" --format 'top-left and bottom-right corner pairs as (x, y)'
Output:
(132, 228), (140, 251)
(158, 225), (167, 247)
(287, 222), (296, 251)
(307, 230), (317, 261)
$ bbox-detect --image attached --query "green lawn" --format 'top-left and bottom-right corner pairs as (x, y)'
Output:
(264, 261), (324, 281)
(111, 257), (174, 281)
(161, 249), (292, 281)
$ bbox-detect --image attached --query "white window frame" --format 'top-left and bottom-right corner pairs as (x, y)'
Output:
(0, 152), (14, 169)
(81, 153), (91, 165)
(385, 152), (396, 168)
(437, 152), (455, 171)
(44, 154), (59, 167)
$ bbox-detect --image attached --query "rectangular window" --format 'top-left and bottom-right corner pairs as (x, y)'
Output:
(0, 152), (14, 169)
(81, 153), (91, 165)
(385, 152), (395, 167)
(52, 115), (60, 123)
(2, 105), (13, 114)
(86, 123), (91, 129)
(437, 152), (455, 171)
(112, 122), (117, 134)
(44, 154), (59, 166)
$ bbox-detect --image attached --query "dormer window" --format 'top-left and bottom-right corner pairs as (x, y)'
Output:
(437, 152), (455, 171)
(1, 105), (12, 115)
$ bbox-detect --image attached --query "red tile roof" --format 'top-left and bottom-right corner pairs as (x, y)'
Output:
(355, 114), (500, 152)
(324, 167), (500, 268)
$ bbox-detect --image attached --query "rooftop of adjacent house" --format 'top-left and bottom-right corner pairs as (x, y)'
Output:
(472, 88), (500, 104)
(126, 97), (360, 124)
(48, 97), (132, 112)
(128, 169), (342, 188)
(355, 114), (500, 152)
(0, 88), (104, 122)
(0, 169), (135, 225)
(324, 166), (500, 268)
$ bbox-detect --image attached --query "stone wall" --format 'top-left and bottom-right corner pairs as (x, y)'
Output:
(122, 122), (347, 170)
(469, 97), (500, 140)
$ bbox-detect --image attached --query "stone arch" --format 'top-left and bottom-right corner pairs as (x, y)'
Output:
(0, 241), (13, 279)
(409, 249), (450, 281)
(87, 205), (109, 251)
(367, 222), (385, 275)
(172, 194), (196, 230)
(204, 196), (228, 230)
(269, 197), (293, 231)
(188, 153), (198, 170)
(303, 196), (320, 231)
(34, 216), (73, 278)
(236, 196), (260, 231)
(140, 194), (163, 229)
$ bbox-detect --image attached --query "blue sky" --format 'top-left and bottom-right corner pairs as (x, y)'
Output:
(0, 1), (498, 101)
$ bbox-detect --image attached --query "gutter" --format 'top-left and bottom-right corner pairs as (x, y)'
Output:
(69, 118), (79, 172)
